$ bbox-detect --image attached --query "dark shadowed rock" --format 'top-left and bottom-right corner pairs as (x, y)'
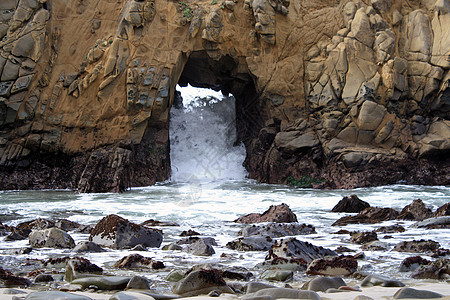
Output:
(180, 229), (200, 236)
(72, 241), (105, 253)
(375, 224), (405, 233)
(183, 238), (216, 256)
(239, 223), (315, 237)
(435, 202), (450, 217)
(227, 236), (274, 251)
(308, 277), (346, 292)
(361, 275), (405, 287)
(306, 255), (357, 276)
(393, 240), (440, 253)
(65, 257), (103, 282)
(89, 214), (163, 249)
(266, 237), (337, 263)
(70, 276), (131, 290)
(331, 195), (370, 213)
(114, 254), (155, 269)
(29, 227), (75, 249)
(399, 256), (430, 272)
(222, 267), (253, 281)
(361, 241), (391, 251)
(411, 258), (450, 279)
(16, 218), (55, 231)
(34, 274), (54, 283)
(173, 269), (233, 297)
(332, 207), (399, 226)
(393, 287), (444, 299)
(141, 219), (179, 227)
(54, 219), (83, 232)
(0, 267), (31, 287)
(349, 231), (378, 244)
(397, 199), (433, 221)
(235, 204), (298, 224)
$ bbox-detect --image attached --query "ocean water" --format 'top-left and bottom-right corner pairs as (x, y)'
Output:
(0, 86), (449, 291)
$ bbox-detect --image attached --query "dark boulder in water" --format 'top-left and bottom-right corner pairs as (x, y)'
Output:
(238, 223), (315, 237)
(332, 207), (399, 226)
(397, 199), (433, 221)
(349, 231), (378, 244)
(306, 255), (358, 276)
(173, 269), (233, 297)
(393, 240), (440, 253)
(0, 267), (31, 288)
(235, 204), (297, 224)
(411, 258), (450, 280)
(89, 214), (163, 249)
(65, 257), (103, 282)
(227, 236), (274, 251)
(399, 256), (430, 272)
(435, 202), (450, 217)
(331, 195), (370, 213)
(266, 237), (336, 263)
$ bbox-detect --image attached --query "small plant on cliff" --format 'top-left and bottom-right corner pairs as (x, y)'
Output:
(211, 0), (218, 4)
(286, 176), (325, 188)
(179, 1), (193, 21)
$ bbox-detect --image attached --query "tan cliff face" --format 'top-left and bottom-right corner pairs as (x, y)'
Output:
(0, 0), (448, 192)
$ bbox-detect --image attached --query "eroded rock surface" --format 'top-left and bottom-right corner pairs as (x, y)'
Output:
(0, 0), (448, 192)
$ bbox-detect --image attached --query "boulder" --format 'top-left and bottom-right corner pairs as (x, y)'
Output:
(375, 225), (405, 233)
(65, 257), (103, 282)
(253, 288), (321, 300)
(70, 276), (131, 290)
(361, 274), (405, 287)
(239, 223), (316, 237)
(361, 241), (391, 251)
(89, 214), (163, 249)
(393, 240), (440, 253)
(393, 287), (444, 299)
(306, 255), (357, 276)
(109, 291), (156, 300)
(349, 231), (378, 244)
(399, 256), (430, 272)
(172, 269), (233, 297)
(397, 199), (433, 221)
(34, 274), (54, 283)
(411, 258), (450, 279)
(226, 236), (274, 251)
(435, 202), (450, 217)
(0, 267), (31, 288)
(114, 254), (164, 269)
(274, 131), (320, 153)
(260, 269), (293, 281)
(235, 204), (298, 224)
(331, 195), (370, 213)
(246, 282), (277, 293)
(24, 291), (92, 300)
(29, 227), (75, 249)
(183, 238), (215, 256)
(307, 277), (346, 292)
(411, 216), (450, 229)
(356, 100), (386, 131)
(16, 218), (55, 231)
(222, 267), (253, 281)
(266, 237), (337, 263)
(72, 241), (105, 253)
(332, 207), (399, 226)
(126, 276), (152, 290)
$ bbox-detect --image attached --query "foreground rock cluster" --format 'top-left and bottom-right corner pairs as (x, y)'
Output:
(1, 201), (449, 299)
(0, 0), (448, 192)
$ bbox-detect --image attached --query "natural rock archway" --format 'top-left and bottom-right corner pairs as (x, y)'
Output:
(0, 0), (449, 192)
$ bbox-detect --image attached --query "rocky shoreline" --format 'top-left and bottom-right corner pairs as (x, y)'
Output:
(1, 198), (449, 300)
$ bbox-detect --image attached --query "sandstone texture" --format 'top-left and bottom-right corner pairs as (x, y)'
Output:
(0, 0), (448, 191)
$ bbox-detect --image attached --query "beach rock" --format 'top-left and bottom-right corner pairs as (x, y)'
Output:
(239, 223), (316, 237)
(89, 214), (163, 249)
(434, 203), (450, 217)
(361, 241), (391, 251)
(353, 296), (374, 300)
(307, 277), (346, 292)
(29, 227), (75, 249)
(375, 225), (405, 233)
(166, 270), (185, 282)
(71, 276), (131, 290)
(266, 237), (337, 263)
(72, 241), (105, 253)
(411, 258), (450, 279)
(226, 236), (274, 251)
(24, 291), (92, 299)
(235, 204), (298, 224)
(252, 288), (321, 300)
(176, 236), (217, 246)
(350, 231), (378, 244)
(411, 216), (450, 229)
(114, 254), (163, 269)
(222, 267), (253, 281)
(141, 219), (179, 227)
(393, 240), (440, 253)
(55, 219), (83, 232)
(361, 274), (405, 287)
(65, 257), (103, 282)
(399, 256), (430, 272)
(16, 218), (55, 231)
(183, 238), (215, 256)
(173, 269), (233, 297)
(397, 199), (433, 221)
(0, 267), (31, 287)
(331, 195), (370, 213)
(110, 291), (156, 300)
(262, 257), (308, 271)
(180, 229), (200, 236)
(126, 276), (152, 290)
(332, 207), (399, 226)
(260, 269), (293, 281)
(335, 246), (355, 253)
(34, 274), (54, 283)
(2, 288), (27, 295)
(393, 287), (444, 299)
(306, 255), (357, 276)
(246, 282), (276, 293)
(162, 243), (183, 251)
